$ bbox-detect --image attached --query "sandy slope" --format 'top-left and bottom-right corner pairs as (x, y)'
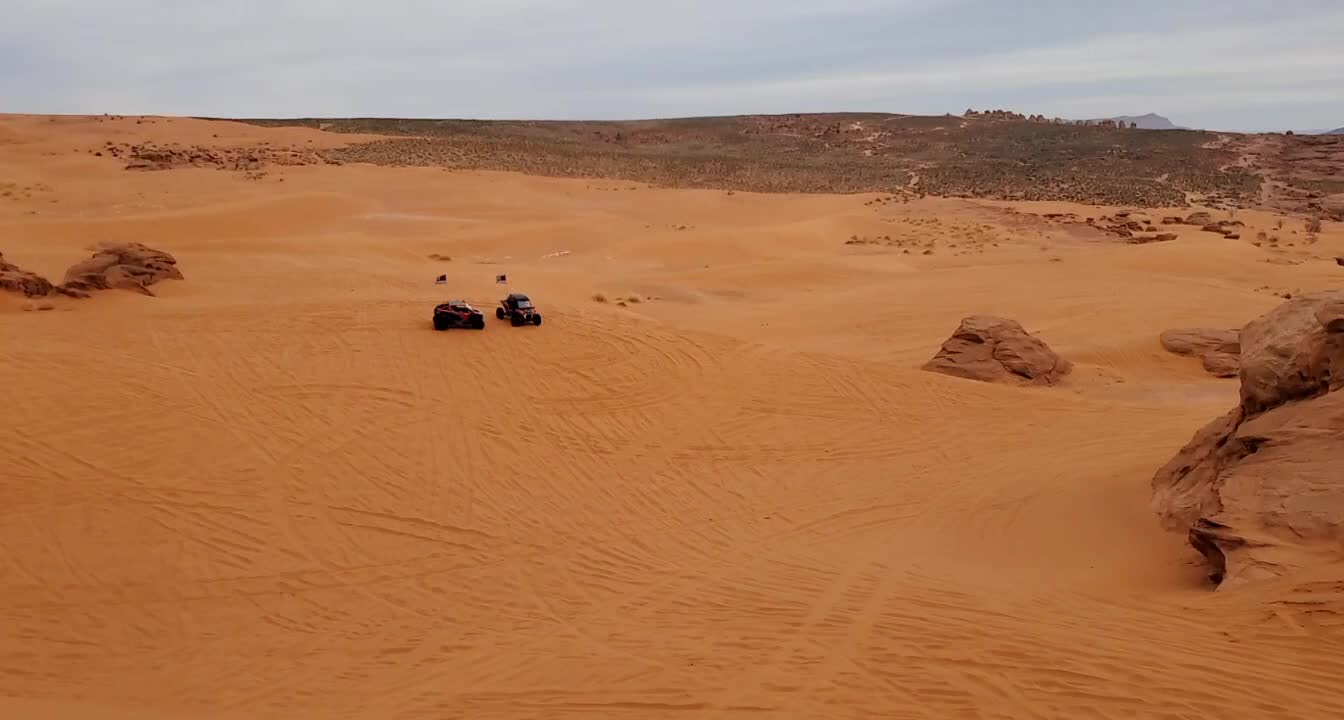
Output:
(3, 116), (1344, 719)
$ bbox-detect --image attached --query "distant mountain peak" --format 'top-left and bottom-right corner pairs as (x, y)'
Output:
(1091, 113), (1185, 130)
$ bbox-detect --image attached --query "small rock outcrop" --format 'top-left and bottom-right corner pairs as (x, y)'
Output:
(61, 243), (183, 296)
(1157, 211), (1244, 238)
(923, 316), (1072, 386)
(1151, 291), (1344, 588)
(1160, 327), (1241, 378)
(1130, 232), (1178, 244)
(1159, 327), (1237, 356)
(1200, 352), (1240, 378)
(0, 252), (54, 297)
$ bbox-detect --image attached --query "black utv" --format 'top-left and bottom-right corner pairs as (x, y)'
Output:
(496, 292), (543, 326)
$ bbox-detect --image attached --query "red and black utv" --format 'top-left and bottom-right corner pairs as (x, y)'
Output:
(433, 300), (486, 330)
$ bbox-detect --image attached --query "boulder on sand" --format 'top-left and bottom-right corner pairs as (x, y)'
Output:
(0, 252), (54, 297)
(1151, 291), (1344, 588)
(1159, 327), (1241, 378)
(61, 242), (183, 296)
(1160, 327), (1239, 357)
(922, 315), (1072, 386)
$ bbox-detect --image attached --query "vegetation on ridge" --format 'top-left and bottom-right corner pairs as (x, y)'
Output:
(232, 113), (1263, 208)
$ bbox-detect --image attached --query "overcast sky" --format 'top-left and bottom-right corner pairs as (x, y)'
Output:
(3, 0), (1342, 132)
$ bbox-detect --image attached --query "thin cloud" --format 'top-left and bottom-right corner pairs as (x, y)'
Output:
(1, 0), (1339, 131)
(632, 11), (1344, 116)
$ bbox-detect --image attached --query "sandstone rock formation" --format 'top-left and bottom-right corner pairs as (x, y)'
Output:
(923, 316), (1072, 386)
(1200, 352), (1240, 378)
(1160, 327), (1241, 378)
(1200, 222), (1242, 238)
(62, 243), (183, 296)
(0, 252), (54, 297)
(1160, 327), (1238, 356)
(1129, 232), (1178, 244)
(1071, 212), (1184, 243)
(1152, 291), (1344, 588)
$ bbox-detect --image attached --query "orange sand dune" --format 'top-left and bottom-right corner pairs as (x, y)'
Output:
(3, 116), (1344, 719)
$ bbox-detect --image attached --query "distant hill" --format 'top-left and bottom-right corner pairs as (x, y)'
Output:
(238, 112), (1263, 207)
(1326, 127), (1344, 135)
(1090, 113), (1185, 130)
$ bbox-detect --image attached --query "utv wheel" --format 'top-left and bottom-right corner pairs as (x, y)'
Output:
(433, 318), (448, 331)
(472, 317), (485, 329)
(511, 313), (524, 327)
(496, 307), (505, 320)
(533, 314), (542, 326)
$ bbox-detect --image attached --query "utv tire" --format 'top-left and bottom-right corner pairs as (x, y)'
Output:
(472, 317), (485, 329)
(496, 307), (505, 320)
(433, 317), (449, 331)
(533, 314), (543, 326)
(511, 313), (524, 327)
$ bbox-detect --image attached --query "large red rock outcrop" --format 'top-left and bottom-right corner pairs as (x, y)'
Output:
(61, 242), (183, 296)
(922, 316), (1072, 386)
(1151, 291), (1344, 588)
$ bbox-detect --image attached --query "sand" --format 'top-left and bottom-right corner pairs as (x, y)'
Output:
(3, 115), (1344, 719)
